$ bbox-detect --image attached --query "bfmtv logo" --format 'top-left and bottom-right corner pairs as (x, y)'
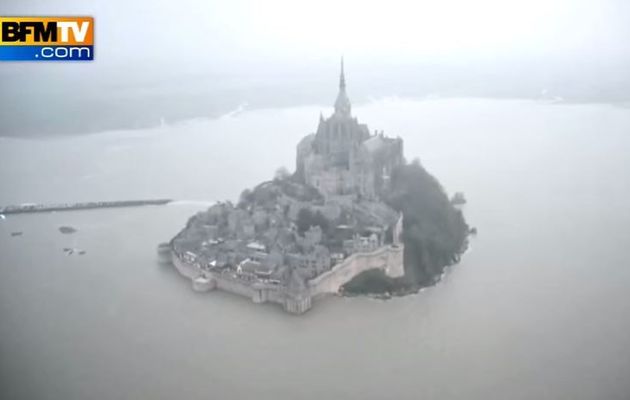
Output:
(0, 17), (94, 61)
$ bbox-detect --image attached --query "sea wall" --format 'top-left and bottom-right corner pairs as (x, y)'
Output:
(172, 253), (200, 279)
(309, 245), (404, 297)
(172, 252), (307, 313)
(171, 244), (404, 314)
(173, 253), (258, 297)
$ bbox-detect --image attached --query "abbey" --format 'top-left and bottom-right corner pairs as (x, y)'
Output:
(167, 60), (406, 314)
(296, 59), (405, 199)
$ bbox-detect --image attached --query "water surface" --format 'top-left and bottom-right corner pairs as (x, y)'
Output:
(1, 98), (629, 399)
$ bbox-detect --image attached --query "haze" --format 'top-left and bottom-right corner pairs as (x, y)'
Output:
(1, 0), (629, 136)
(1, 2), (630, 399)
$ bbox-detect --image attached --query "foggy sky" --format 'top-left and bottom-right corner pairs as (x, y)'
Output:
(1, 0), (629, 136)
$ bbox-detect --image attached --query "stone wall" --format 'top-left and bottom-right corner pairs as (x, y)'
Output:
(171, 244), (404, 314)
(172, 253), (200, 279)
(308, 245), (404, 297)
(172, 251), (307, 313)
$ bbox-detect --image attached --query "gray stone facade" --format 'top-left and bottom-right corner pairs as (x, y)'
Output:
(296, 59), (404, 199)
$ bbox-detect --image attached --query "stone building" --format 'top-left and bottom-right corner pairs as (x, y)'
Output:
(295, 59), (405, 199)
(286, 244), (331, 279)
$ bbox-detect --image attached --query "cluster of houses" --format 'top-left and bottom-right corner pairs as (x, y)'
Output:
(171, 196), (392, 289)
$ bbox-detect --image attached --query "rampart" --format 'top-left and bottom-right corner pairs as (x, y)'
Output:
(308, 245), (404, 297)
(170, 244), (404, 314)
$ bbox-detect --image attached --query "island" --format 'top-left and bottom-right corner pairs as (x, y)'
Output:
(167, 61), (470, 314)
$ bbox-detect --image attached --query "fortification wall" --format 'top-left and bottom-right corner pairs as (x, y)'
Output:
(172, 251), (304, 311)
(171, 245), (404, 314)
(172, 253), (201, 279)
(214, 275), (257, 298)
(385, 245), (405, 278)
(308, 245), (404, 296)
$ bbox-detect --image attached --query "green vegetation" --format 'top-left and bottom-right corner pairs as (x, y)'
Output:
(343, 160), (470, 295)
(296, 208), (330, 235)
(238, 174), (323, 210)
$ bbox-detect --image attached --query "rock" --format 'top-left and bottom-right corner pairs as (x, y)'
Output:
(62, 247), (86, 256)
(10, 231), (23, 237)
(58, 226), (77, 234)
(451, 192), (467, 206)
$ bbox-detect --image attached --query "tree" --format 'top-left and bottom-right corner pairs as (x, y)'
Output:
(238, 189), (253, 208)
(386, 160), (469, 285)
(274, 166), (290, 181)
(296, 208), (330, 235)
(343, 159), (470, 294)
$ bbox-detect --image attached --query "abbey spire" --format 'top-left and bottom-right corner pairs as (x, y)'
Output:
(334, 57), (352, 117)
(340, 57), (346, 90)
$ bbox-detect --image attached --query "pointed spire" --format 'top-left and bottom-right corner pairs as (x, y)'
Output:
(334, 57), (351, 117)
(339, 56), (346, 90)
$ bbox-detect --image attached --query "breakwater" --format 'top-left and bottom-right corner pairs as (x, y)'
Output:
(0, 199), (172, 215)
